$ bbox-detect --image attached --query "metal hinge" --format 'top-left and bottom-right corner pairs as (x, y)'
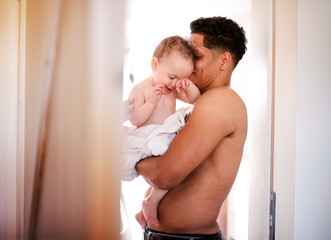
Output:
(269, 191), (276, 240)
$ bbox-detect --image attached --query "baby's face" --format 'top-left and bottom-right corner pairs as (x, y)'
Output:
(152, 52), (193, 93)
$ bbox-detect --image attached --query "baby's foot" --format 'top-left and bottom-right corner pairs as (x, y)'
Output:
(142, 199), (159, 226)
(135, 210), (147, 229)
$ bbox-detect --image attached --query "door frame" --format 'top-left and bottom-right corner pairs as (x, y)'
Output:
(249, 0), (297, 239)
(272, 0), (297, 239)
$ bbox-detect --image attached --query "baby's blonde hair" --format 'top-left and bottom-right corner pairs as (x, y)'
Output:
(153, 36), (195, 64)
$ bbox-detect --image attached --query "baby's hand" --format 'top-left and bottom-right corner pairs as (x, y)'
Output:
(174, 79), (191, 93)
(148, 85), (165, 106)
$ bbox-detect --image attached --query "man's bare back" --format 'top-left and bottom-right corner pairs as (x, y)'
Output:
(136, 86), (247, 234)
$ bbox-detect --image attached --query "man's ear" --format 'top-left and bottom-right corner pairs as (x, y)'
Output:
(151, 57), (158, 71)
(218, 52), (232, 70)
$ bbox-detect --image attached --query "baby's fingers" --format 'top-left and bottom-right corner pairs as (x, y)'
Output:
(183, 79), (190, 87)
(179, 80), (189, 90)
(175, 83), (181, 93)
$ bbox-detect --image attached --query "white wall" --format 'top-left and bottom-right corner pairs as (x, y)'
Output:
(123, 0), (251, 100)
(295, 0), (331, 239)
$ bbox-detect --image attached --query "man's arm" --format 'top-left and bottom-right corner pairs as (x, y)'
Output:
(136, 87), (246, 189)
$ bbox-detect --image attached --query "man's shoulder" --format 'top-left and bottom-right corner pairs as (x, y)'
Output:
(193, 86), (247, 124)
(198, 86), (245, 108)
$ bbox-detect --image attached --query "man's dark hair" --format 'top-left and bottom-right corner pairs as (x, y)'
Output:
(190, 16), (247, 68)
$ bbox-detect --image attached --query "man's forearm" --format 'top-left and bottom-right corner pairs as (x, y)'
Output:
(135, 156), (167, 189)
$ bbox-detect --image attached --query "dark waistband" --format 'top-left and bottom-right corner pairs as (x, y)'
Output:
(144, 227), (224, 240)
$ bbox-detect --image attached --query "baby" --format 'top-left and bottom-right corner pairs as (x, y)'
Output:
(122, 35), (200, 228)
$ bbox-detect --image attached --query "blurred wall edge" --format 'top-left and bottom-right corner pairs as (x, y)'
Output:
(0, 0), (125, 239)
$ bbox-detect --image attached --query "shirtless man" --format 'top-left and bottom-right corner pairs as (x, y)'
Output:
(136, 16), (248, 239)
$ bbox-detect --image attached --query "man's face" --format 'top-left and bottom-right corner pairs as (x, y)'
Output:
(189, 34), (219, 92)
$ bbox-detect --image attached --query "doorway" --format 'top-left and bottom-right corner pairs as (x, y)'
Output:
(121, 1), (252, 239)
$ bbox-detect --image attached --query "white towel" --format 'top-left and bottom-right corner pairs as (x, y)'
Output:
(121, 108), (186, 181)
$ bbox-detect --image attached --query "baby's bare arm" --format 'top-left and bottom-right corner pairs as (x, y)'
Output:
(175, 79), (201, 104)
(128, 84), (165, 126)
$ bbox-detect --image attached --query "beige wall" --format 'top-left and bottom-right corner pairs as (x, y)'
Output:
(0, 0), (124, 238)
(0, 0), (19, 239)
(24, 1), (62, 236)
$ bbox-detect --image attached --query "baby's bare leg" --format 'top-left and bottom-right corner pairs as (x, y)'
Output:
(142, 187), (168, 226)
(135, 187), (152, 229)
(135, 210), (147, 229)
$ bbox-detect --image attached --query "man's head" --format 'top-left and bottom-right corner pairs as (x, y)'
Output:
(190, 16), (247, 68)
